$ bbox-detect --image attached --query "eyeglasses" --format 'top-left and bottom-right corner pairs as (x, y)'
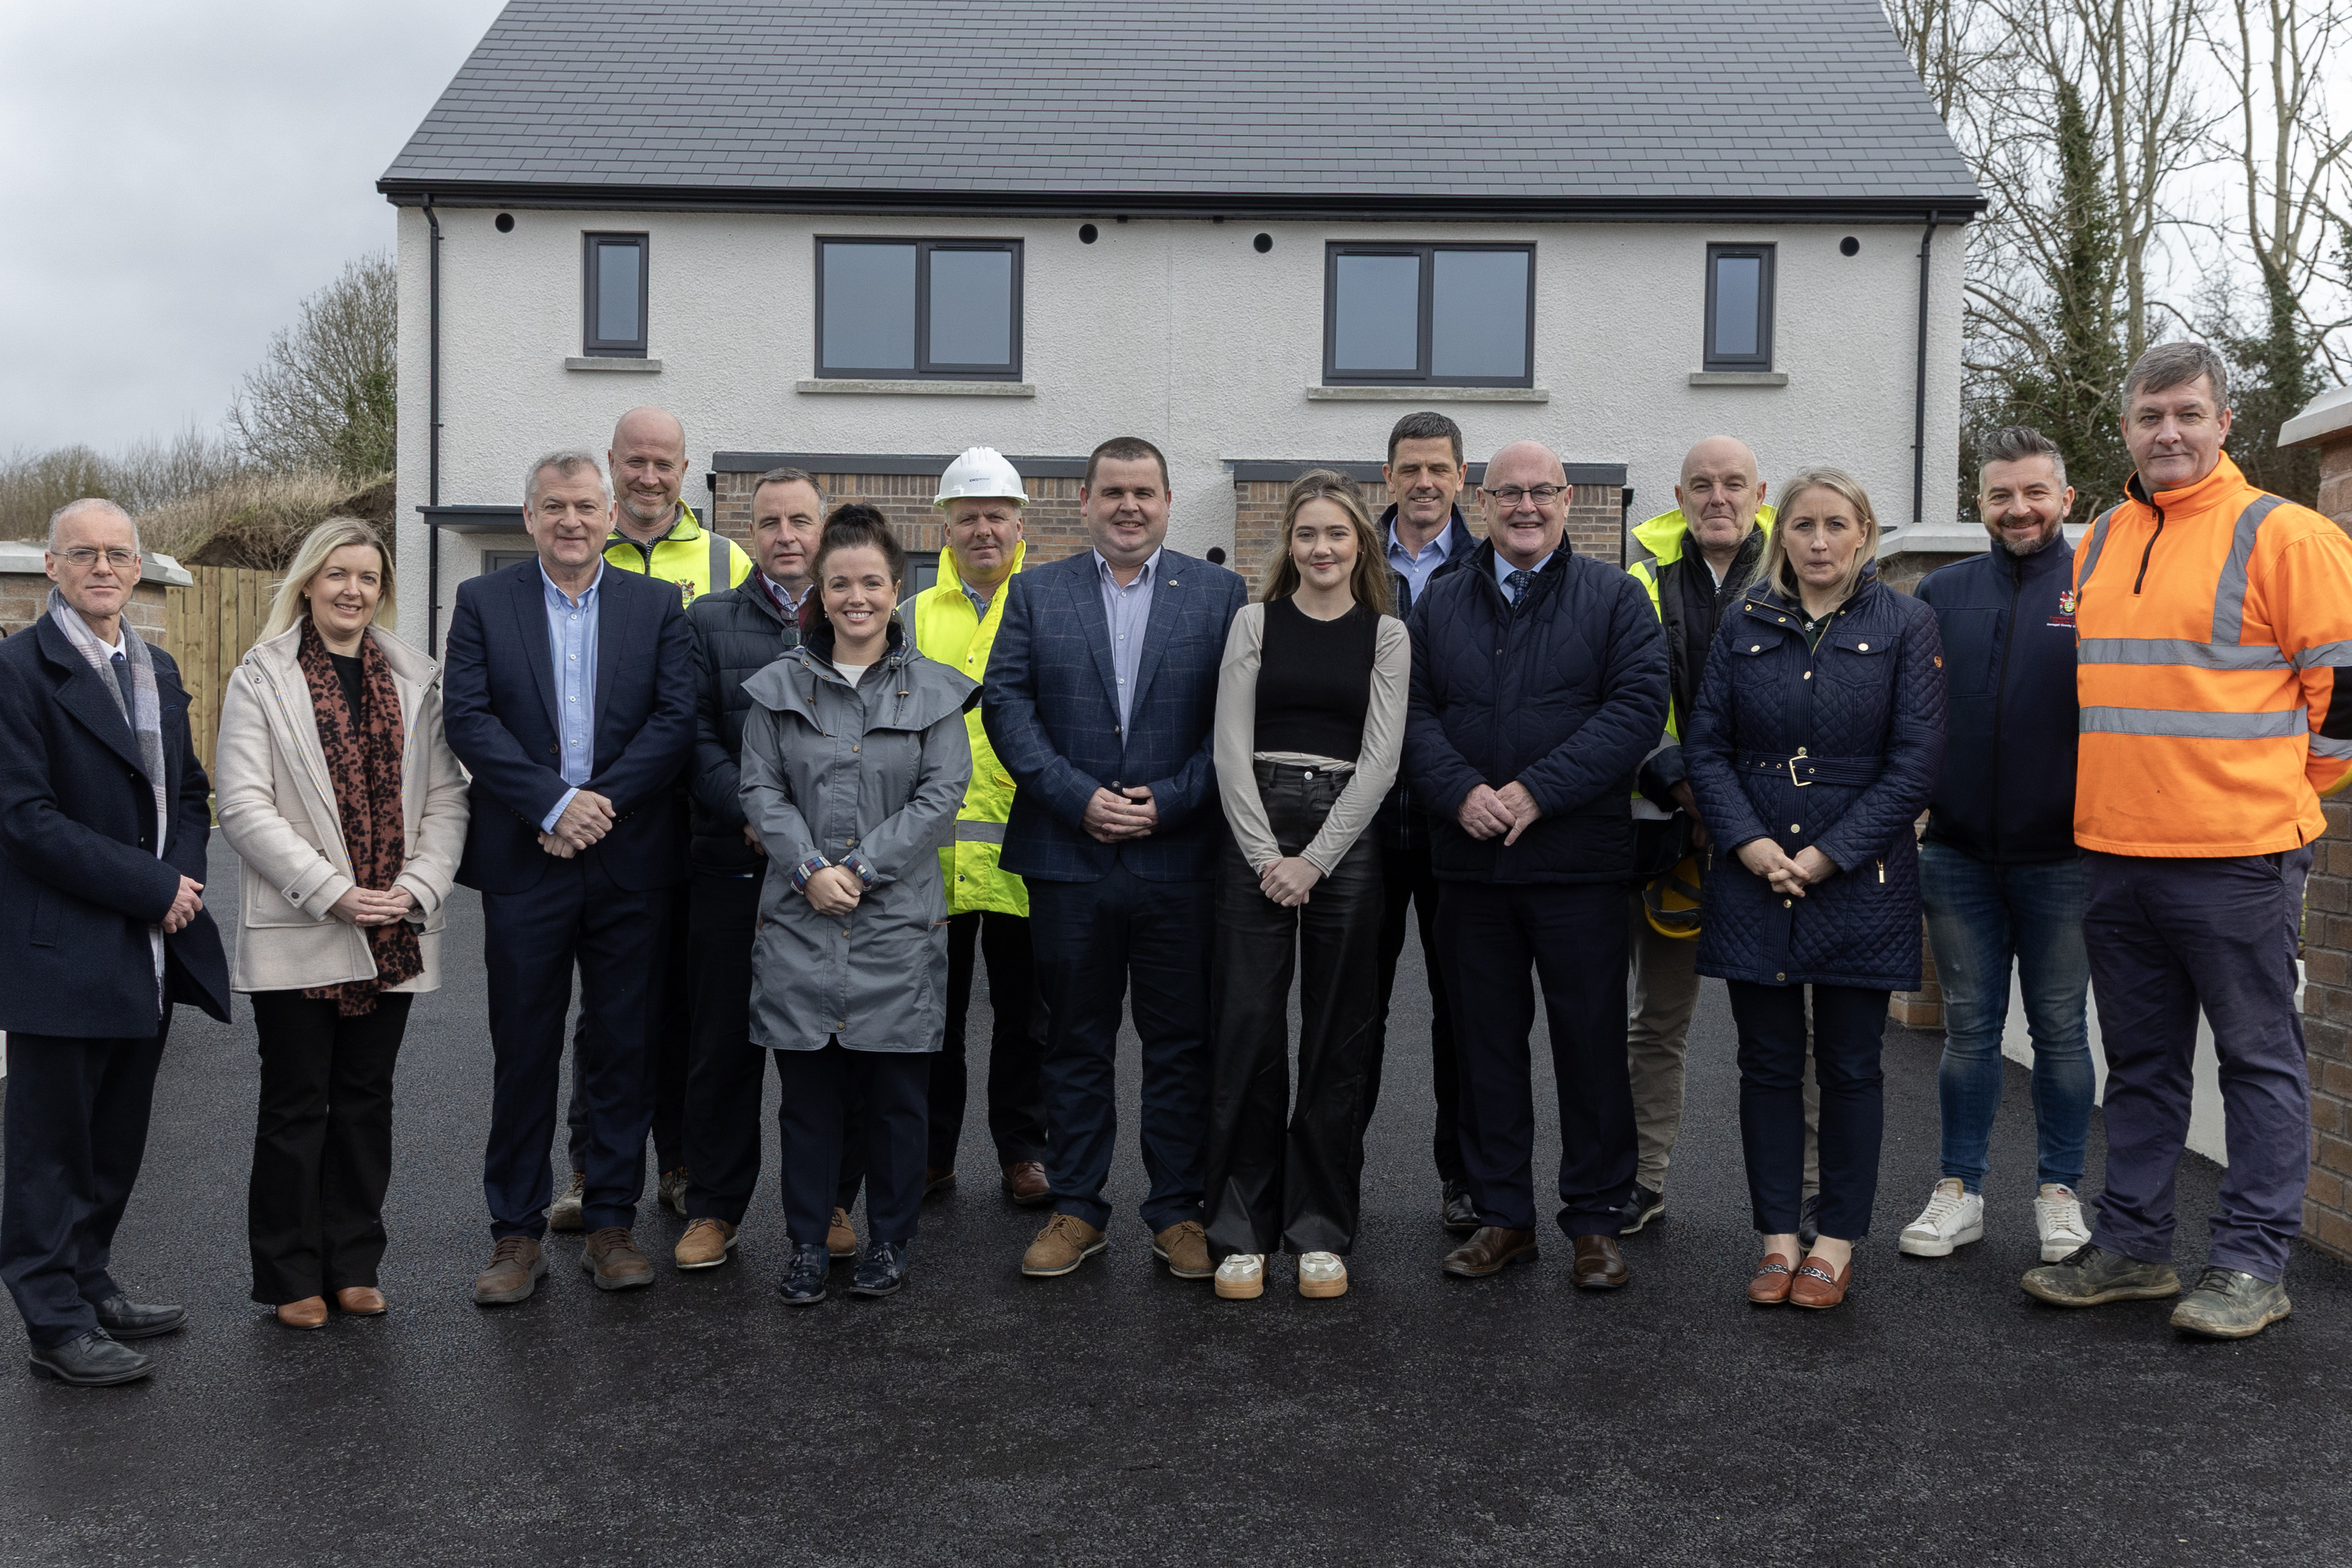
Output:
(1481, 485), (1565, 508)
(57, 547), (139, 570)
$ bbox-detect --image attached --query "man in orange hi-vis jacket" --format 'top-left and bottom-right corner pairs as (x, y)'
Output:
(2021, 341), (2352, 1339)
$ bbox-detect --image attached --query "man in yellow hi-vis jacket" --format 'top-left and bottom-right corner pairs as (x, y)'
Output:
(909, 447), (1052, 1206)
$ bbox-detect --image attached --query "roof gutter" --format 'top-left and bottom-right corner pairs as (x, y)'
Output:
(1911, 210), (1941, 525)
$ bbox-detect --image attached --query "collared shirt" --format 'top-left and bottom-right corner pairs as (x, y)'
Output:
(1386, 521), (1454, 604)
(540, 560), (602, 832)
(1094, 547), (1162, 730)
(1492, 549), (1555, 601)
(964, 583), (994, 621)
(761, 573), (810, 620)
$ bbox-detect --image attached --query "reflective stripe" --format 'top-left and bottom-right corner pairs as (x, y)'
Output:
(953, 819), (1007, 845)
(2076, 505), (2121, 587)
(2314, 733), (2352, 760)
(2295, 639), (2352, 670)
(2209, 495), (2284, 645)
(2081, 705), (2308, 739)
(2077, 638), (2290, 671)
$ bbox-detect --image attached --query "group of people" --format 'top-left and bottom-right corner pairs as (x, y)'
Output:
(4, 339), (2349, 1388)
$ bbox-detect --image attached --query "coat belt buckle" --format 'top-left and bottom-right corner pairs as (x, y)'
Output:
(1787, 748), (1810, 788)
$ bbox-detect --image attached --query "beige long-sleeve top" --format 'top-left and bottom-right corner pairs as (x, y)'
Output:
(1214, 601), (1410, 876)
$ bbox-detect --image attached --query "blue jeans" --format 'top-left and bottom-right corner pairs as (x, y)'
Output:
(1919, 844), (2093, 1194)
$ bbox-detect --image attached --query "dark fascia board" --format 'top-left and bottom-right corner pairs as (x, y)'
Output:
(381, 181), (1984, 226)
(1229, 460), (1627, 487)
(714, 451), (1090, 479)
(418, 504), (526, 532)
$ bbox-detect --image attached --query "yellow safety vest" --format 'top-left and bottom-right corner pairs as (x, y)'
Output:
(1626, 503), (1775, 746)
(912, 540), (1028, 918)
(601, 504), (752, 606)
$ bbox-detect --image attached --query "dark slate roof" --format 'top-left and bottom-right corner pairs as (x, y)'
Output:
(379, 0), (1982, 217)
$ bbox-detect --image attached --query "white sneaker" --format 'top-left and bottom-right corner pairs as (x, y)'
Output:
(2034, 1184), (2092, 1263)
(1898, 1177), (1984, 1257)
(1214, 1253), (1265, 1300)
(1297, 1251), (1348, 1300)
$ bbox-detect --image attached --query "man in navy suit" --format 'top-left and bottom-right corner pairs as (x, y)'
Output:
(983, 436), (1248, 1281)
(0, 499), (230, 1386)
(441, 451), (697, 1305)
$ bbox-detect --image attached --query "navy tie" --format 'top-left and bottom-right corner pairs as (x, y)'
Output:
(110, 650), (138, 721)
(1504, 569), (1535, 606)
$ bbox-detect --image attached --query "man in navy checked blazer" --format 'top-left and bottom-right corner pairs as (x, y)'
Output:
(983, 436), (1248, 1282)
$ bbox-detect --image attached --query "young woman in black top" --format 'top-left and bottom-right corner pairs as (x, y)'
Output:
(1202, 471), (1411, 1301)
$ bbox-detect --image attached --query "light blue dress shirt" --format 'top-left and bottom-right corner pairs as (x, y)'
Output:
(1491, 549), (1555, 602)
(539, 561), (602, 832)
(1386, 521), (1454, 604)
(1094, 547), (1162, 731)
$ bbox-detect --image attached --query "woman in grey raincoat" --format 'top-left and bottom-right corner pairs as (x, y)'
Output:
(739, 505), (975, 1305)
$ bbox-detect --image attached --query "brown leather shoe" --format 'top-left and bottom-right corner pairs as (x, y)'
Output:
(1747, 1252), (1799, 1306)
(827, 1206), (858, 1258)
(1570, 1233), (1631, 1290)
(580, 1227), (654, 1292)
(1442, 1226), (1538, 1278)
(1789, 1254), (1853, 1309)
(472, 1236), (546, 1306)
(1152, 1219), (1213, 1280)
(1001, 1160), (1051, 1206)
(1021, 1212), (1107, 1277)
(332, 1286), (387, 1315)
(274, 1296), (327, 1330)
(674, 1217), (738, 1270)
(924, 1166), (957, 1197)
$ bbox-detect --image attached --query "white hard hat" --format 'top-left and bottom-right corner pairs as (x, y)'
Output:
(934, 445), (1028, 508)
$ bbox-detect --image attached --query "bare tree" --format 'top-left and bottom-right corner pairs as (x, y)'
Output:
(228, 253), (396, 481)
(1882, 0), (1993, 120)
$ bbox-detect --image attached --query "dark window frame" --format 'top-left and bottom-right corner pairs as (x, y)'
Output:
(581, 232), (650, 357)
(1702, 243), (1777, 371)
(814, 237), (1025, 381)
(1321, 242), (1536, 388)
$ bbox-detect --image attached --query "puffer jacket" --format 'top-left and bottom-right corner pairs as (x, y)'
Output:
(1684, 573), (1947, 990)
(738, 616), (976, 1054)
(685, 579), (803, 874)
(1403, 539), (1669, 883)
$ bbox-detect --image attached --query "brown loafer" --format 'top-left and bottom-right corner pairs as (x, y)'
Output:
(1570, 1233), (1631, 1290)
(274, 1296), (328, 1330)
(1789, 1254), (1853, 1309)
(1747, 1252), (1799, 1305)
(1442, 1226), (1538, 1278)
(332, 1286), (387, 1315)
(1001, 1160), (1052, 1206)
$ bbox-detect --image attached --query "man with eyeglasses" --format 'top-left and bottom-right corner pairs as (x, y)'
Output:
(1, 499), (231, 1385)
(1403, 442), (1668, 1290)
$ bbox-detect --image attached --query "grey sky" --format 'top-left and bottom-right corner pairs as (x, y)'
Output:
(0, 0), (503, 454)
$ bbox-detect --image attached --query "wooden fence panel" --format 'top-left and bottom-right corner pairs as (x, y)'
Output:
(165, 565), (270, 776)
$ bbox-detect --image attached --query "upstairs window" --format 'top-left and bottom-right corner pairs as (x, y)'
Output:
(1324, 244), (1533, 386)
(582, 234), (649, 356)
(817, 239), (1023, 379)
(1703, 244), (1775, 371)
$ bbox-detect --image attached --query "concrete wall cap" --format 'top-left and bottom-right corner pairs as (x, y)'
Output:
(2279, 383), (2352, 450)
(1877, 520), (2088, 560)
(0, 540), (193, 587)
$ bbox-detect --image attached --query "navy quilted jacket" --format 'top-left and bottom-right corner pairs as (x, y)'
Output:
(1685, 575), (1947, 989)
(1403, 540), (1668, 883)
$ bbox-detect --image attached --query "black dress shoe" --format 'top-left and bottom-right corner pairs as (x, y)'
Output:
(778, 1243), (831, 1306)
(1440, 1180), (1479, 1236)
(1799, 1194), (1821, 1250)
(93, 1293), (186, 1341)
(851, 1240), (911, 1298)
(1571, 1233), (1632, 1289)
(1611, 1185), (1665, 1236)
(1442, 1227), (1539, 1278)
(27, 1330), (153, 1386)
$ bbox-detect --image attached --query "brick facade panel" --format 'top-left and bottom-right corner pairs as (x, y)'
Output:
(2300, 797), (2352, 1260)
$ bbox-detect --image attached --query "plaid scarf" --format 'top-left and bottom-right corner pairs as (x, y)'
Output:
(297, 620), (423, 1015)
(50, 587), (170, 1008)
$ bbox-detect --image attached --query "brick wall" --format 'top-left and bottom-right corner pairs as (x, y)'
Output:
(2319, 433), (2351, 531)
(1234, 479), (1621, 599)
(711, 472), (1092, 567)
(1, 573), (169, 644)
(2303, 800), (2352, 1259)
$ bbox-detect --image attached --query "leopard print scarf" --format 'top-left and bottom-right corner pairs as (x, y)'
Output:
(298, 620), (422, 1015)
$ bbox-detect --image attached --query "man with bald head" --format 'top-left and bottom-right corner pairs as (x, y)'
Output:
(1614, 435), (1775, 1235)
(1403, 441), (1668, 1289)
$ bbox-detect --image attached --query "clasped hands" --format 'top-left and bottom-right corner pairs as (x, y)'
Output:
(1457, 780), (1542, 846)
(536, 789), (616, 859)
(329, 884), (417, 927)
(1737, 839), (1836, 898)
(1083, 785), (1158, 845)
(802, 865), (863, 917)
(164, 874), (205, 934)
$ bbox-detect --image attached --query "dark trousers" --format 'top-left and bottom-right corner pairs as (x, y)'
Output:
(1, 1013), (171, 1349)
(1437, 880), (1635, 1234)
(1203, 765), (1385, 1258)
(2085, 849), (2312, 1281)
(928, 910), (1050, 1169)
(246, 989), (413, 1305)
(567, 878), (690, 1175)
(1728, 981), (1889, 1240)
(1370, 827), (1462, 1185)
(481, 856), (669, 1239)
(1028, 863), (1214, 1233)
(775, 1044), (928, 1248)
(682, 869), (861, 1226)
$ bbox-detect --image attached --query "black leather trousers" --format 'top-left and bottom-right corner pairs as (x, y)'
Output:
(1203, 763), (1385, 1259)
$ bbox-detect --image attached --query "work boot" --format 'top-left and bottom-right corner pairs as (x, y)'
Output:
(674, 1217), (738, 1271)
(1020, 1213), (1106, 1278)
(580, 1228), (654, 1292)
(1152, 1220), (1212, 1280)
(547, 1171), (586, 1233)
(472, 1236), (547, 1306)
(2170, 1267), (2292, 1339)
(2021, 1243), (2180, 1307)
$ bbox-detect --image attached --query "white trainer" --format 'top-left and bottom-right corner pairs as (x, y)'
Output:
(2034, 1184), (2092, 1263)
(1214, 1253), (1265, 1300)
(1297, 1251), (1348, 1300)
(1899, 1177), (1984, 1257)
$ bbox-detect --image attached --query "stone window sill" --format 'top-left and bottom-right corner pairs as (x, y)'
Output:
(1689, 371), (1788, 386)
(1306, 385), (1549, 403)
(567, 357), (663, 373)
(796, 379), (1035, 398)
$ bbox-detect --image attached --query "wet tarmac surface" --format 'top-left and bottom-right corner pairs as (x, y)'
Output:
(3, 845), (2348, 1565)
